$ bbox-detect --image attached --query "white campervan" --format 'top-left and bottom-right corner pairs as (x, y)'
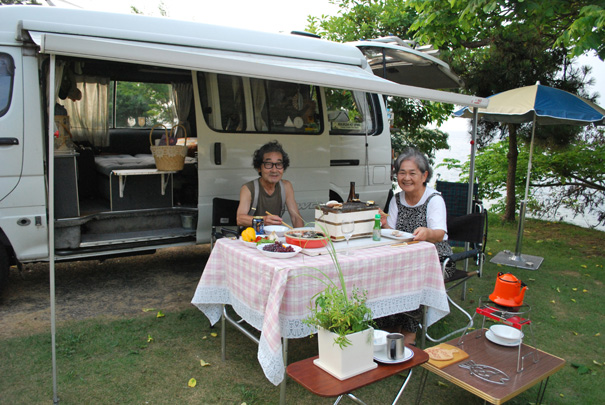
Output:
(0, 6), (487, 287)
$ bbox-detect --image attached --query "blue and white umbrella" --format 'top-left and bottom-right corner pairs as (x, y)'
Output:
(454, 83), (605, 270)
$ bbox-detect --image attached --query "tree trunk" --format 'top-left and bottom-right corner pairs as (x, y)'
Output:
(504, 124), (518, 221)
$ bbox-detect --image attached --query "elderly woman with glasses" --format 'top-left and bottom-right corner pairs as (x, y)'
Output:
(378, 146), (455, 344)
(236, 140), (304, 228)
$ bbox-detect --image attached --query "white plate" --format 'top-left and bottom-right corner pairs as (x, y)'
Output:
(373, 346), (414, 364)
(256, 243), (302, 259)
(485, 329), (521, 347)
(239, 237), (258, 248)
(490, 324), (524, 342)
(381, 229), (414, 241)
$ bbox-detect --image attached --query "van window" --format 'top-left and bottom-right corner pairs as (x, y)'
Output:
(110, 81), (178, 128)
(326, 89), (379, 135)
(0, 53), (14, 117)
(256, 79), (321, 134)
(197, 72), (321, 134)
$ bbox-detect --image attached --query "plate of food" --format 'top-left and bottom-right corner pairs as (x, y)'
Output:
(381, 229), (414, 241)
(256, 242), (302, 259)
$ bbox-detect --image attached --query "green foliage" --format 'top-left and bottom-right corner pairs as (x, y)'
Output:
(300, 224), (374, 348)
(114, 81), (175, 127)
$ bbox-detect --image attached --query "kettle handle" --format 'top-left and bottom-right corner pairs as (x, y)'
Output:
(497, 272), (522, 283)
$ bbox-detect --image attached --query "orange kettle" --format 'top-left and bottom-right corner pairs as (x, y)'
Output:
(489, 272), (528, 308)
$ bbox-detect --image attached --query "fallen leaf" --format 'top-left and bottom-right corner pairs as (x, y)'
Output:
(147, 334), (154, 343)
(468, 288), (474, 293)
(595, 333), (601, 337)
(571, 298), (576, 303)
(560, 393), (565, 397)
(583, 289), (588, 293)
(156, 311), (165, 318)
(202, 336), (207, 340)
(572, 288), (578, 291)
(573, 331), (578, 336)
(437, 381), (448, 387)
(188, 378), (196, 388)
(528, 278), (536, 281)
(550, 300), (556, 304)
(593, 360), (603, 366)
(537, 240), (543, 243)
(581, 265), (587, 268)
(210, 333), (218, 338)
(556, 287), (561, 293)
(487, 252), (492, 256)
(142, 308), (155, 312)
(200, 359), (211, 367)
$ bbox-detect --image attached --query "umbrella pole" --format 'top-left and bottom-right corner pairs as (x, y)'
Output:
(491, 116), (544, 270)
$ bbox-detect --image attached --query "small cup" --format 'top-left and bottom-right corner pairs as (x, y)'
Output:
(387, 333), (405, 360)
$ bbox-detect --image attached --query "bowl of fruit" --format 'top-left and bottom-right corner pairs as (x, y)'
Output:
(256, 241), (302, 259)
(240, 227), (278, 248)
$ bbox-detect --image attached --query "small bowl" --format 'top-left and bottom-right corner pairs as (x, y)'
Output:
(490, 324), (524, 343)
(373, 329), (389, 353)
(263, 225), (289, 237)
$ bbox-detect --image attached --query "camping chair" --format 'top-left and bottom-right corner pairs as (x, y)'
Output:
(211, 197), (241, 249)
(421, 207), (488, 346)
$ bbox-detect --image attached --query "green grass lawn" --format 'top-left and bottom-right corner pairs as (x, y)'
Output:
(1, 217), (603, 404)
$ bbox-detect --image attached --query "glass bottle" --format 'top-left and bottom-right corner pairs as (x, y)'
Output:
(347, 182), (356, 202)
(372, 214), (381, 241)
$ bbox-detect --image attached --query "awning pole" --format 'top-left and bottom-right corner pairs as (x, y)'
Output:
(48, 54), (60, 405)
(514, 114), (537, 257)
(467, 108), (478, 214)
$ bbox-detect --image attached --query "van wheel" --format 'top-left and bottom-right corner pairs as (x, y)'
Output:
(0, 245), (9, 293)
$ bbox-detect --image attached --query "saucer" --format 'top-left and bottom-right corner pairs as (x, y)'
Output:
(373, 346), (414, 364)
(485, 329), (521, 347)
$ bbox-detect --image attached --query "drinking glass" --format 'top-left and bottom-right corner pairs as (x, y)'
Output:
(341, 220), (355, 256)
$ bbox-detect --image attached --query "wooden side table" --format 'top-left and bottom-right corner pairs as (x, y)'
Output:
(416, 329), (565, 405)
(287, 345), (429, 404)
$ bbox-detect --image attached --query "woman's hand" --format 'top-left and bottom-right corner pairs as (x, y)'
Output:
(412, 227), (445, 243)
(378, 209), (389, 228)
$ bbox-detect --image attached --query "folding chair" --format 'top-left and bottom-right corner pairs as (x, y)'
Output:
(211, 197), (241, 249)
(422, 208), (488, 345)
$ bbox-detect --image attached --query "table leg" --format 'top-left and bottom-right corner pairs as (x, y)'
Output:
(391, 368), (413, 405)
(221, 305), (226, 361)
(280, 338), (289, 405)
(535, 376), (550, 404)
(414, 368), (429, 405)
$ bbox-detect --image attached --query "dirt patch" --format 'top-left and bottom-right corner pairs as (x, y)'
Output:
(0, 245), (211, 339)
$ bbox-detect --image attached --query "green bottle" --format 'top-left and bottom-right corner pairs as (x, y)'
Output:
(372, 214), (381, 241)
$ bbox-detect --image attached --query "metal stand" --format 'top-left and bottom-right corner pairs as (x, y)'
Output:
(458, 297), (539, 372)
(490, 201), (544, 270)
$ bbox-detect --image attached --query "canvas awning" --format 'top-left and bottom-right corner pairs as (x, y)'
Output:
(27, 31), (487, 108)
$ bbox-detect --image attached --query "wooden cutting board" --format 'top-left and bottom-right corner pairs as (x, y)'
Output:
(425, 343), (470, 369)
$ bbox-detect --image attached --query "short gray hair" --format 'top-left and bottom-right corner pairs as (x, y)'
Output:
(394, 147), (433, 185)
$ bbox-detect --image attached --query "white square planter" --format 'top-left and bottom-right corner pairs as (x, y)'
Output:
(313, 327), (377, 380)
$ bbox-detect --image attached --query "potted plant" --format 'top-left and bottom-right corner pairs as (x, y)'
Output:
(301, 224), (377, 380)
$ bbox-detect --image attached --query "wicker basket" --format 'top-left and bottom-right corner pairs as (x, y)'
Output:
(149, 124), (188, 171)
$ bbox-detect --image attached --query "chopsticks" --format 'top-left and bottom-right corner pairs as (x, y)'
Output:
(265, 211), (294, 230)
(389, 241), (420, 247)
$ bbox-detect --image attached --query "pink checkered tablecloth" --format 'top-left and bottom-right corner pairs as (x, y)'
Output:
(191, 238), (449, 385)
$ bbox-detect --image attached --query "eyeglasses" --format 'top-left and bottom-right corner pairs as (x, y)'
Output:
(262, 161), (284, 169)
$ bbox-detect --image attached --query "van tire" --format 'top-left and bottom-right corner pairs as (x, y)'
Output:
(0, 245), (9, 293)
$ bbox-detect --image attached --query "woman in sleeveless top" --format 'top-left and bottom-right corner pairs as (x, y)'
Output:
(377, 147), (455, 344)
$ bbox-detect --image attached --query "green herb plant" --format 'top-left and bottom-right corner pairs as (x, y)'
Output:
(299, 223), (375, 349)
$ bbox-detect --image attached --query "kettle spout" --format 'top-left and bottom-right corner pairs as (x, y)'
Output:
(515, 285), (528, 304)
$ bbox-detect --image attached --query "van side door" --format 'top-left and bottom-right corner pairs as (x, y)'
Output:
(0, 50), (23, 201)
